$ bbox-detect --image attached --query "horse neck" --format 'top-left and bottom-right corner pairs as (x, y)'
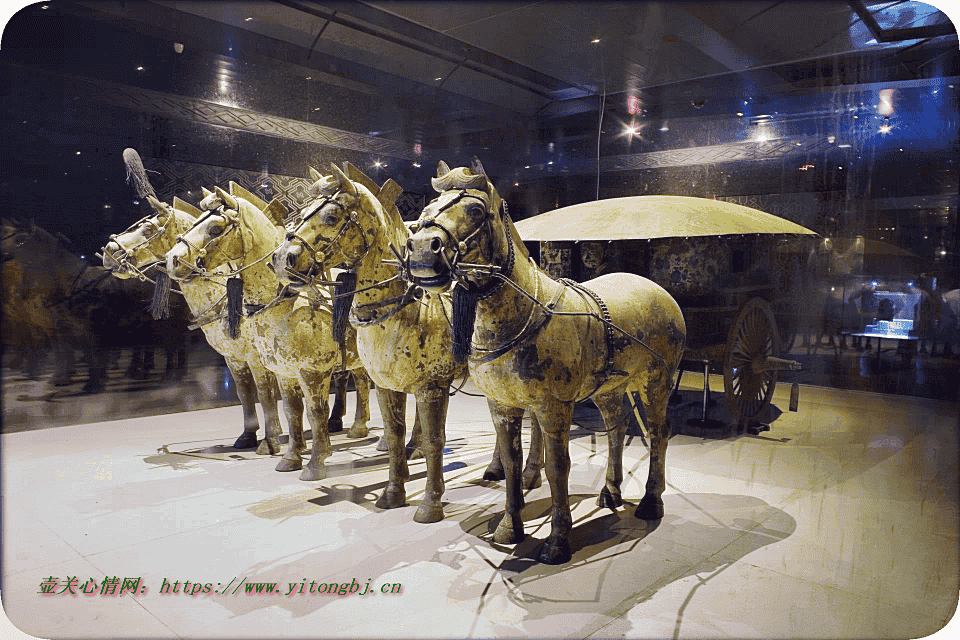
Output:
(352, 197), (408, 305)
(234, 202), (283, 304)
(474, 214), (550, 327)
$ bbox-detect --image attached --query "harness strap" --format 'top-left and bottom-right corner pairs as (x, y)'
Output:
(558, 279), (629, 403)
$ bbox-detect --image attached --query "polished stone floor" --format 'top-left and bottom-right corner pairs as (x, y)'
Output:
(2, 365), (957, 639)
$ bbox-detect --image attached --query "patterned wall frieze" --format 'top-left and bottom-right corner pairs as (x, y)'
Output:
(62, 73), (422, 162)
(560, 136), (837, 176)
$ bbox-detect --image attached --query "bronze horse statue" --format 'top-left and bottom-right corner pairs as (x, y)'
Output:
(101, 193), (287, 453)
(271, 163), (473, 523)
(162, 182), (371, 475)
(405, 159), (686, 564)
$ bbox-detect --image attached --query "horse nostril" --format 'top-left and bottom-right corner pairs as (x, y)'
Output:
(287, 253), (297, 268)
(407, 238), (415, 253)
(430, 237), (443, 254)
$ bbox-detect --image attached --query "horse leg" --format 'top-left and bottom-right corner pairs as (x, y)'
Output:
(522, 413), (544, 490)
(412, 385), (451, 523)
(327, 372), (346, 434)
(536, 403), (574, 565)
(299, 370), (333, 481)
(348, 369), (371, 438)
(225, 359), (260, 449)
(488, 400), (526, 545)
(635, 383), (671, 521)
(405, 405), (423, 460)
(375, 388), (409, 509)
(482, 439), (506, 481)
(276, 379), (306, 472)
(594, 391), (628, 509)
(253, 368), (284, 456)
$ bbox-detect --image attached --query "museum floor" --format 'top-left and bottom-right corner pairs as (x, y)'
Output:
(2, 358), (958, 640)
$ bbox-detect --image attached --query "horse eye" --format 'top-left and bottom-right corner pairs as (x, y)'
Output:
(466, 204), (485, 220)
(324, 214), (339, 226)
(209, 225), (223, 237)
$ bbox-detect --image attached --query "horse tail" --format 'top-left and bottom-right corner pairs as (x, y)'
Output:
(149, 271), (172, 320)
(332, 271), (357, 345)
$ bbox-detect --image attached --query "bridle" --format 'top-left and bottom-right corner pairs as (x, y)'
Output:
(283, 191), (373, 285)
(413, 187), (515, 298)
(101, 211), (184, 283)
(170, 206), (246, 279)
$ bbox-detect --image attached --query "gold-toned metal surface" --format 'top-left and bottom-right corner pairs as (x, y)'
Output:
(514, 195), (817, 241)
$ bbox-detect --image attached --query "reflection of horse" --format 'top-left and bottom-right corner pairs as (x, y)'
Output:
(272, 163), (473, 524)
(102, 194), (288, 452)
(2, 218), (185, 391)
(164, 183), (371, 476)
(406, 159), (685, 564)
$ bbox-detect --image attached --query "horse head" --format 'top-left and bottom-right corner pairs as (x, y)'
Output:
(407, 158), (509, 292)
(102, 196), (198, 278)
(164, 186), (248, 283)
(272, 163), (392, 289)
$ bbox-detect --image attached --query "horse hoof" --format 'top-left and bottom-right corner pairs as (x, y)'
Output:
(233, 432), (258, 450)
(635, 495), (664, 520)
(328, 420), (343, 434)
(375, 437), (389, 452)
(375, 488), (407, 510)
(275, 456), (302, 472)
(347, 424), (369, 439)
(597, 486), (623, 509)
(256, 439), (281, 456)
(405, 447), (423, 461)
(413, 502), (444, 523)
(299, 465), (327, 481)
(537, 539), (572, 565)
(493, 514), (524, 545)
(482, 466), (505, 482)
(521, 471), (542, 490)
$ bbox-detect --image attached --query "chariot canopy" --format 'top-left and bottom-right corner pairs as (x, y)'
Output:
(513, 195), (816, 241)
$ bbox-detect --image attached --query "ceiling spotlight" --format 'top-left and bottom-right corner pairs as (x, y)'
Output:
(624, 125), (640, 136)
(434, 77), (443, 81)
(136, 66), (144, 71)
(591, 38), (601, 43)
(879, 124), (892, 134)
(174, 42), (184, 54)
(244, 17), (253, 21)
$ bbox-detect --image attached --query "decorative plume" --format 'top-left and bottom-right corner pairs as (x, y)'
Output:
(226, 276), (244, 339)
(331, 271), (357, 345)
(451, 284), (481, 364)
(149, 271), (172, 320)
(122, 148), (157, 200)
(431, 165), (487, 193)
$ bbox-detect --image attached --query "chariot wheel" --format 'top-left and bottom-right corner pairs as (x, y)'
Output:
(723, 297), (780, 426)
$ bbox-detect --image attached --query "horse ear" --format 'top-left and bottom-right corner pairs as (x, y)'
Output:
(309, 167), (323, 182)
(436, 161), (450, 177)
(469, 156), (487, 177)
(377, 179), (404, 209)
(330, 163), (357, 197)
(215, 186), (239, 211)
(172, 197), (201, 218)
(146, 195), (166, 215)
(201, 186), (214, 197)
